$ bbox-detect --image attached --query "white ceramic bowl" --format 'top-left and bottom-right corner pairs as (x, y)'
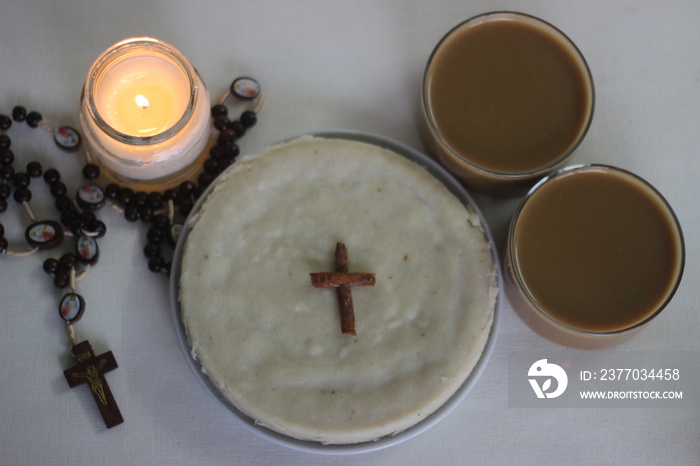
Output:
(169, 130), (502, 454)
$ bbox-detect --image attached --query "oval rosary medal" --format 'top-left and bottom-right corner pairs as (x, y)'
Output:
(76, 235), (99, 265)
(53, 126), (82, 152)
(59, 293), (85, 323)
(25, 220), (64, 249)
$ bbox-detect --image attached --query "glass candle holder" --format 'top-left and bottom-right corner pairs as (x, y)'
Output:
(505, 165), (684, 346)
(80, 37), (211, 190)
(422, 12), (595, 195)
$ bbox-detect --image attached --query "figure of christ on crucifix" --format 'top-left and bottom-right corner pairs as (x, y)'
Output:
(64, 340), (124, 428)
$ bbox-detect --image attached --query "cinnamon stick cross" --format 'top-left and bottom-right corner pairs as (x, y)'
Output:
(309, 242), (375, 336)
(64, 340), (124, 429)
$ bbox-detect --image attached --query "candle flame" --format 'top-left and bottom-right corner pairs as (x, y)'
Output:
(135, 94), (150, 110)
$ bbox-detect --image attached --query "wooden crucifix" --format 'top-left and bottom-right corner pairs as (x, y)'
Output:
(64, 340), (124, 429)
(309, 242), (376, 335)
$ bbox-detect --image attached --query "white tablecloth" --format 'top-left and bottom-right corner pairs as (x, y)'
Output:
(1, 1), (698, 464)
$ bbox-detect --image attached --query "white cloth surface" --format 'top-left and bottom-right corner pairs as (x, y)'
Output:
(1, 0), (698, 464)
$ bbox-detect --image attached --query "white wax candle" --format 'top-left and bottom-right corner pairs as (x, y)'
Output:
(96, 56), (189, 138)
(81, 38), (210, 183)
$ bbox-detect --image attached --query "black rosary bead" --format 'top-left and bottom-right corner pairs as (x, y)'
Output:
(138, 205), (153, 223)
(216, 147), (232, 162)
(68, 217), (85, 236)
(0, 135), (11, 151)
(227, 120), (245, 138)
(163, 188), (176, 201)
(13, 172), (30, 188)
(53, 271), (69, 289)
(217, 157), (232, 172)
(146, 191), (162, 209)
(213, 115), (229, 131)
(43, 257), (60, 274)
(147, 256), (166, 273)
(1, 165), (15, 180)
(133, 191), (148, 206)
(0, 222), (4, 237)
(43, 168), (60, 184)
(177, 181), (195, 196)
(240, 110), (257, 128)
(203, 158), (220, 175)
(0, 114), (12, 130)
(12, 106), (27, 122)
(124, 205), (139, 222)
(59, 252), (78, 270)
(26, 161), (42, 177)
(26, 111), (43, 128)
(117, 187), (134, 205)
(217, 128), (236, 146)
(198, 172), (214, 187)
(104, 183), (119, 199)
(209, 144), (226, 160)
(0, 236), (8, 254)
(0, 150), (14, 166)
(226, 144), (240, 160)
(86, 219), (107, 238)
(72, 217), (96, 236)
(50, 181), (67, 198)
(143, 242), (160, 259)
(177, 197), (193, 216)
(0, 184), (10, 199)
(13, 187), (31, 203)
(55, 195), (73, 212)
(211, 104), (228, 118)
(152, 213), (169, 229)
(82, 164), (100, 180)
(61, 210), (79, 226)
(147, 227), (163, 244)
(1, 165), (16, 182)
(80, 211), (96, 225)
(192, 184), (206, 200)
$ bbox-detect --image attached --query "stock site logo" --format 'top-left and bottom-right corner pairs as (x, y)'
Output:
(528, 359), (568, 399)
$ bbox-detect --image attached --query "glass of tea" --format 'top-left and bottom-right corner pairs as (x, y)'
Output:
(505, 165), (685, 345)
(422, 12), (595, 194)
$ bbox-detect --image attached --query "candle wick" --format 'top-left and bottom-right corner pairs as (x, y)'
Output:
(135, 94), (150, 111)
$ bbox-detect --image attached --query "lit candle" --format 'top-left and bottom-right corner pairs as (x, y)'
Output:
(80, 37), (210, 186)
(97, 57), (189, 137)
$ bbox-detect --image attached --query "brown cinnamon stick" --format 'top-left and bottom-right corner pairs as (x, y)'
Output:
(337, 283), (355, 335)
(309, 272), (376, 288)
(335, 243), (356, 335)
(310, 243), (375, 336)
